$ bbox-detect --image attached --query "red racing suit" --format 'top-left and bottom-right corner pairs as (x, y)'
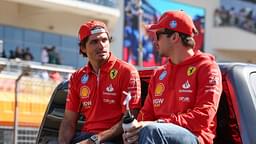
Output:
(138, 51), (222, 144)
(66, 53), (141, 133)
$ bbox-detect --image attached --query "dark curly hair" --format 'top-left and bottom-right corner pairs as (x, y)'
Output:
(78, 27), (113, 57)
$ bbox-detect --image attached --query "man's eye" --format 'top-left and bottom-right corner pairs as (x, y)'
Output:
(102, 38), (108, 43)
(90, 40), (98, 44)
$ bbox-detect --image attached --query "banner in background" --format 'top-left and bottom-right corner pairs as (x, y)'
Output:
(123, 0), (205, 66)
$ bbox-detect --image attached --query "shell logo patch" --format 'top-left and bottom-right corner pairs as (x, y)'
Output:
(187, 66), (196, 76)
(80, 86), (90, 98)
(155, 83), (165, 96)
(110, 69), (118, 79)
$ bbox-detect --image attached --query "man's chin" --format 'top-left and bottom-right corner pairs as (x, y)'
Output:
(97, 54), (109, 60)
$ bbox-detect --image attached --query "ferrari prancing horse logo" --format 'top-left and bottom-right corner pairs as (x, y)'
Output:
(110, 69), (118, 79)
(187, 66), (196, 76)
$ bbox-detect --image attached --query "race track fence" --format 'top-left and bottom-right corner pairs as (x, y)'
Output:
(0, 58), (75, 144)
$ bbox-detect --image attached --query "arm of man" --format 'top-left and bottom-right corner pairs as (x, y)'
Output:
(80, 109), (140, 144)
(58, 110), (79, 144)
(137, 75), (156, 121)
(96, 109), (139, 142)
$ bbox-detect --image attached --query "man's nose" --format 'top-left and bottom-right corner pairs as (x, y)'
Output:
(98, 41), (104, 49)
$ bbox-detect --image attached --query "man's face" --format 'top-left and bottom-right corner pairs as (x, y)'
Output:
(82, 32), (110, 63)
(155, 28), (173, 57)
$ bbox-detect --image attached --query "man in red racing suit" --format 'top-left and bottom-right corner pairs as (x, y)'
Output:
(58, 20), (141, 144)
(123, 10), (222, 144)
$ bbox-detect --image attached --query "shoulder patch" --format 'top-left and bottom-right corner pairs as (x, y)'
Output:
(81, 74), (89, 84)
(159, 70), (167, 80)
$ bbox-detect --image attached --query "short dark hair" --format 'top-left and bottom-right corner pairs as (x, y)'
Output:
(78, 32), (113, 57)
(163, 28), (195, 48)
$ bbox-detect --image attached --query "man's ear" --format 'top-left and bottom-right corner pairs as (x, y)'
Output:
(80, 45), (86, 53)
(172, 32), (179, 41)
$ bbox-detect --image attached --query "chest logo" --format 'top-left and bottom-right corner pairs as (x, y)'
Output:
(155, 83), (165, 96)
(106, 84), (114, 92)
(110, 69), (118, 79)
(80, 86), (90, 98)
(187, 66), (196, 76)
(179, 96), (190, 102)
(153, 98), (164, 107)
(169, 20), (177, 29)
(159, 70), (167, 80)
(182, 80), (191, 89)
(81, 74), (89, 84)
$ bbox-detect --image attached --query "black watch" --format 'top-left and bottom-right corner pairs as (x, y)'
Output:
(89, 135), (100, 144)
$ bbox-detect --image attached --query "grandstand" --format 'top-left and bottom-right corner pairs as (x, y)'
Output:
(1, 0), (256, 143)
(178, 0), (256, 63)
(0, 0), (121, 68)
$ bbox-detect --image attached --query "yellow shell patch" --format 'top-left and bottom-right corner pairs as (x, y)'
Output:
(80, 86), (90, 98)
(187, 66), (196, 76)
(110, 69), (118, 79)
(155, 83), (165, 96)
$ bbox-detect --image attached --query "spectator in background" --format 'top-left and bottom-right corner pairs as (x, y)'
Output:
(229, 7), (237, 25)
(214, 8), (223, 26)
(23, 47), (34, 61)
(0, 41), (6, 58)
(48, 46), (61, 65)
(8, 50), (15, 59)
(1, 49), (6, 58)
(41, 46), (49, 64)
(14, 46), (23, 59)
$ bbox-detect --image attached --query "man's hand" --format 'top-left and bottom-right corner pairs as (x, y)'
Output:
(77, 134), (100, 144)
(122, 121), (154, 144)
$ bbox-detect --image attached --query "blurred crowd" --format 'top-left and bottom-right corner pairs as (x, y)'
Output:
(214, 6), (256, 33)
(1, 47), (34, 61)
(123, 0), (162, 66)
(0, 45), (62, 65)
(123, 0), (205, 66)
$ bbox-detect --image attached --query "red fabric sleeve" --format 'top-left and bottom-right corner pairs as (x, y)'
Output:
(120, 68), (141, 113)
(65, 73), (80, 112)
(137, 76), (155, 121)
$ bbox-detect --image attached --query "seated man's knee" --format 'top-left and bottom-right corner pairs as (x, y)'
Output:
(139, 123), (198, 144)
(139, 123), (159, 137)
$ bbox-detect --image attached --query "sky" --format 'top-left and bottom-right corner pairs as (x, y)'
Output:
(147, 0), (205, 19)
